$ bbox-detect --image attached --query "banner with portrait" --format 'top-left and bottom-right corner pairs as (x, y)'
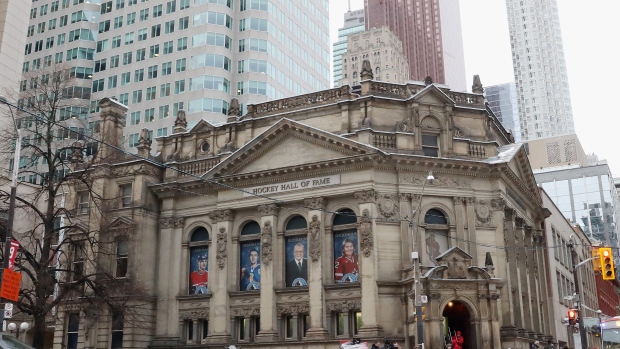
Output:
(285, 236), (308, 287)
(239, 241), (261, 291)
(333, 231), (359, 284)
(189, 247), (209, 295)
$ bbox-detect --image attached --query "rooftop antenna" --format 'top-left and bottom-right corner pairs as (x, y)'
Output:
(348, 0), (351, 12)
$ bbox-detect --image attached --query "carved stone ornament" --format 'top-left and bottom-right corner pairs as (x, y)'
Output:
(354, 190), (377, 203)
(277, 303), (310, 315)
(308, 215), (321, 262)
(378, 194), (399, 219)
(159, 216), (185, 229)
(357, 209), (373, 257)
(360, 59), (374, 80)
(490, 198), (506, 212)
(475, 200), (495, 227)
(216, 227), (227, 269)
(326, 300), (362, 312)
(231, 307), (260, 318)
(179, 309), (210, 320)
(257, 204), (279, 216)
(207, 209), (235, 223)
(112, 164), (160, 178)
(248, 86), (349, 117)
(261, 221), (273, 265)
(304, 197), (325, 210)
(400, 176), (472, 188)
(446, 256), (468, 279)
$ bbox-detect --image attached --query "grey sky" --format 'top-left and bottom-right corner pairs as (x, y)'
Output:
(329, 0), (620, 176)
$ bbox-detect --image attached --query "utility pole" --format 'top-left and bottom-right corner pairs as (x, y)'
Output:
(569, 241), (589, 349)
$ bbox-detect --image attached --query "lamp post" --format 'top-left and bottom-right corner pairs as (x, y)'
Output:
(411, 170), (434, 349)
(7, 322), (29, 338)
(0, 96), (22, 327)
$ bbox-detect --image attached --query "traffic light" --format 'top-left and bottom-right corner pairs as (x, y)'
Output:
(592, 248), (602, 271)
(592, 324), (601, 337)
(568, 309), (577, 326)
(599, 247), (615, 280)
(421, 307), (425, 320)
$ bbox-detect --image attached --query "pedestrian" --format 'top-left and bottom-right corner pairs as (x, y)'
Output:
(544, 340), (555, 349)
(530, 341), (540, 349)
(562, 346), (569, 349)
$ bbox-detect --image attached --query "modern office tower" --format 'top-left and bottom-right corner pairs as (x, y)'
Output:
(364, 0), (466, 92)
(0, 0), (30, 101)
(485, 82), (522, 142)
(332, 9), (364, 87)
(505, 0), (575, 140)
(337, 26), (409, 87)
(20, 0), (331, 151)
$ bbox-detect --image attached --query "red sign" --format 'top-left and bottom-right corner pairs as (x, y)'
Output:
(0, 269), (22, 302)
(8, 239), (19, 270)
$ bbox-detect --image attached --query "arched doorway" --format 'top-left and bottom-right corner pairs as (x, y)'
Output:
(442, 301), (471, 349)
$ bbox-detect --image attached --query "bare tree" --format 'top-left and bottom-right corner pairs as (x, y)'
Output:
(0, 64), (153, 348)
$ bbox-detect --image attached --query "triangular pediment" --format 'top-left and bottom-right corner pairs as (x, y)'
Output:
(189, 119), (215, 134)
(411, 85), (455, 106)
(206, 118), (383, 178)
(108, 216), (136, 231)
(506, 146), (540, 200)
(435, 246), (473, 264)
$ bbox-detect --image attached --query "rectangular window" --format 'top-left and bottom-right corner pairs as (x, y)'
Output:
(94, 58), (107, 72)
(136, 48), (145, 61)
(180, 0), (189, 9)
(146, 86), (156, 100)
(149, 44), (159, 58)
(177, 37), (187, 51)
(158, 105), (169, 119)
(111, 311), (124, 349)
(126, 12), (136, 24)
(174, 80), (185, 94)
(152, 4), (162, 17)
(111, 35), (121, 48)
(139, 8), (148, 21)
(132, 89), (142, 104)
(71, 242), (85, 281)
(115, 240), (129, 277)
(78, 191), (89, 214)
(124, 32), (134, 45)
(166, 0), (176, 13)
(422, 135), (439, 157)
(66, 313), (80, 349)
(156, 127), (168, 137)
(175, 58), (186, 72)
(121, 72), (130, 85)
(144, 108), (155, 122)
(110, 55), (119, 68)
(163, 41), (173, 55)
(178, 16), (188, 30)
(134, 68), (144, 82)
(119, 184), (132, 207)
(161, 62), (172, 75)
(151, 24), (161, 37)
(99, 20), (110, 33)
(137, 28), (147, 41)
(164, 20), (174, 34)
(128, 133), (139, 147)
(108, 75), (117, 89)
(130, 111), (140, 125)
(115, 0), (124, 9)
(147, 65), (158, 79)
(160, 83), (170, 97)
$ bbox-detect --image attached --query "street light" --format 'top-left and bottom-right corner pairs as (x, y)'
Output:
(0, 95), (22, 327)
(7, 322), (29, 338)
(411, 170), (435, 348)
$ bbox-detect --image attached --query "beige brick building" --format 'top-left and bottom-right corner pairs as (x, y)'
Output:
(44, 73), (560, 349)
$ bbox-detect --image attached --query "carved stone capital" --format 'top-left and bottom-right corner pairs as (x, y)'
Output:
(357, 209), (373, 257)
(514, 216), (524, 229)
(208, 209), (235, 223)
(231, 307), (260, 318)
(304, 197), (325, 210)
(504, 207), (515, 219)
(257, 204), (279, 216)
(453, 197), (464, 205)
(491, 198), (506, 211)
(354, 190), (377, 203)
(179, 309), (210, 320)
(261, 221), (273, 265)
(326, 300), (362, 312)
(398, 193), (411, 202)
(277, 303), (310, 316)
(308, 215), (321, 262)
(216, 227), (227, 269)
(465, 197), (476, 205)
(160, 216), (185, 229)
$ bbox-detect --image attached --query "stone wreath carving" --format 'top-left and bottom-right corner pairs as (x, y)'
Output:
(159, 216), (184, 229)
(326, 300), (362, 312)
(308, 215), (321, 262)
(257, 204), (279, 216)
(261, 221), (273, 265)
(277, 303), (310, 315)
(216, 227), (227, 269)
(475, 200), (494, 227)
(378, 194), (399, 219)
(358, 210), (373, 257)
(179, 309), (210, 320)
(207, 209), (235, 223)
(304, 197), (325, 210)
(354, 190), (376, 203)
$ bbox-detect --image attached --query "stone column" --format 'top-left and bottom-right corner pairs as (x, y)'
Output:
(479, 296), (491, 349)
(399, 194), (413, 267)
(256, 204), (280, 341)
(490, 294), (502, 349)
(354, 190), (382, 337)
(533, 229), (546, 335)
(465, 197), (477, 259)
(501, 207), (520, 335)
(453, 197), (466, 250)
(514, 217), (529, 335)
(524, 225), (540, 334)
(207, 209), (234, 344)
(304, 197), (330, 339)
(154, 216), (184, 345)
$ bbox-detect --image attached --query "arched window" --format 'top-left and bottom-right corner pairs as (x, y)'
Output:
(332, 209), (359, 284)
(188, 227), (210, 295)
(352, 72), (358, 79)
(424, 208), (449, 267)
(284, 215), (308, 288)
(376, 67), (380, 74)
(421, 116), (442, 157)
(239, 221), (261, 291)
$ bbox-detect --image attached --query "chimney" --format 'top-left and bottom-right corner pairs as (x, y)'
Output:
(98, 97), (128, 161)
(472, 75), (484, 94)
(136, 128), (152, 157)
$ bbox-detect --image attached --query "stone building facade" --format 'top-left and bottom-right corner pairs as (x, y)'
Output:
(58, 72), (556, 349)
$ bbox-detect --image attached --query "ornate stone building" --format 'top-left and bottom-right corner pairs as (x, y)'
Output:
(59, 70), (555, 349)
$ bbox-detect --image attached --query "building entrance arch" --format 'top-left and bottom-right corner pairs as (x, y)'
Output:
(442, 300), (471, 349)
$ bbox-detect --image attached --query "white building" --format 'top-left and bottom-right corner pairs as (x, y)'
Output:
(19, 0), (331, 151)
(505, 0), (575, 140)
(437, 0), (467, 92)
(0, 0), (30, 100)
(332, 9), (364, 87)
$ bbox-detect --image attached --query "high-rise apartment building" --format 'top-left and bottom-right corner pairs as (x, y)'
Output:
(337, 26), (409, 87)
(485, 82), (522, 142)
(20, 0), (331, 151)
(364, 0), (466, 92)
(0, 0), (30, 100)
(332, 9), (364, 87)
(505, 0), (575, 140)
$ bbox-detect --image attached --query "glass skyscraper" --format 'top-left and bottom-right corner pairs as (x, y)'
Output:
(486, 82), (522, 142)
(332, 9), (364, 87)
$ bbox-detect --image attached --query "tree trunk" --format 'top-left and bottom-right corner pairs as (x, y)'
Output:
(31, 312), (47, 349)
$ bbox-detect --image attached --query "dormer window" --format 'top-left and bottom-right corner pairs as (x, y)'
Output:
(422, 134), (440, 157)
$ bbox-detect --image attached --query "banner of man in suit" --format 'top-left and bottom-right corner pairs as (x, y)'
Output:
(285, 237), (308, 287)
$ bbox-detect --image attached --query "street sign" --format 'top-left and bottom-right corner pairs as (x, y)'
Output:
(421, 295), (428, 303)
(8, 239), (19, 270)
(4, 309), (12, 319)
(0, 269), (22, 302)
(4, 303), (13, 311)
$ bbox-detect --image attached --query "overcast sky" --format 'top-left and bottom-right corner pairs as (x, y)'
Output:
(329, 0), (620, 177)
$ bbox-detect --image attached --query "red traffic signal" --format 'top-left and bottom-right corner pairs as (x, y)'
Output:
(568, 309), (577, 326)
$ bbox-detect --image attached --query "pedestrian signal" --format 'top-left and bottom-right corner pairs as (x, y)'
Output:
(599, 247), (615, 280)
(568, 309), (577, 326)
